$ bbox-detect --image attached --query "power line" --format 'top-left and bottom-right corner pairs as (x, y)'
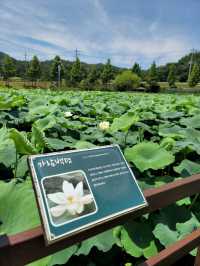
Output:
(17, 45), (193, 63)
(10, 45), (197, 69)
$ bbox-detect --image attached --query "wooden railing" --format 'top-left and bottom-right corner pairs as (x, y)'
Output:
(0, 174), (200, 266)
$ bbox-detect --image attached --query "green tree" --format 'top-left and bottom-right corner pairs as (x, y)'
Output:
(87, 65), (99, 85)
(188, 63), (200, 87)
(70, 57), (83, 85)
(147, 61), (159, 92)
(132, 62), (142, 77)
(113, 70), (141, 91)
(2, 55), (16, 86)
(0, 64), (3, 78)
(65, 63), (72, 86)
(50, 56), (65, 86)
(27, 56), (41, 87)
(101, 59), (114, 85)
(167, 64), (176, 88)
(40, 66), (50, 81)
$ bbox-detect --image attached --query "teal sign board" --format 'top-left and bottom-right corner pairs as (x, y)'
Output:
(28, 145), (147, 245)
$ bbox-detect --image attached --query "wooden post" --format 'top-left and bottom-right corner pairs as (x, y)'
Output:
(195, 247), (200, 266)
(0, 235), (12, 266)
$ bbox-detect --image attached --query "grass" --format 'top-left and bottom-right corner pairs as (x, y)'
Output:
(159, 81), (200, 90)
(1, 79), (200, 91)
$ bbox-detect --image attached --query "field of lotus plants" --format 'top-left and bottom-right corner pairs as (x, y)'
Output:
(0, 88), (200, 266)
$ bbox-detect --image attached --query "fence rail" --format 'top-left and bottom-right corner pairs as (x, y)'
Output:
(139, 228), (200, 266)
(0, 174), (200, 266)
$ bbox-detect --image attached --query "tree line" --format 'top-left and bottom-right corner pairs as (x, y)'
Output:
(0, 54), (119, 88)
(0, 52), (200, 90)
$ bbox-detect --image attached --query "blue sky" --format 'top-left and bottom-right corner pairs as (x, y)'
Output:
(0, 0), (199, 68)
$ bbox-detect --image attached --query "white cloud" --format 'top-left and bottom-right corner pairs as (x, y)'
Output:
(0, 0), (193, 67)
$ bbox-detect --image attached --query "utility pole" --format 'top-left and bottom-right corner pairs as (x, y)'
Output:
(75, 48), (81, 60)
(24, 51), (28, 86)
(188, 49), (195, 82)
(75, 48), (78, 59)
(58, 64), (61, 88)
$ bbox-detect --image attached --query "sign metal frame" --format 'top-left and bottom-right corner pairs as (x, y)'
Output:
(28, 144), (148, 245)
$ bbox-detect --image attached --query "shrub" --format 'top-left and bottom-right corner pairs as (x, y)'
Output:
(113, 70), (141, 91)
(79, 79), (91, 90)
(146, 81), (160, 93)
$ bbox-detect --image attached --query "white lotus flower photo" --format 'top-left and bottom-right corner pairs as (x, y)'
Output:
(46, 173), (96, 225)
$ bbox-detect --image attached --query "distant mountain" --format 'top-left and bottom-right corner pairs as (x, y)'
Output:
(0, 52), (13, 62)
(0, 51), (123, 80)
(0, 50), (200, 82)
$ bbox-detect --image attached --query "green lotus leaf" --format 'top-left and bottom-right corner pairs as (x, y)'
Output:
(34, 115), (56, 131)
(60, 119), (85, 130)
(125, 142), (174, 172)
(153, 223), (179, 247)
(74, 140), (96, 150)
(47, 245), (78, 266)
(181, 128), (200, 145)
(0, 127), (16, 167)
(125, 131), (139, 145)
(175, 128), (200, 155)
(158, 125), (185, 138)
(0, 179), (16, 202)
(10, 128), (37, 155)
(140, 111), (156, 120)
(107, 102), (127, 115)
(93, 102), (106, 114)
(138, 176), (177, 191)
(16, 155), (29, 178)
(110, 113), (139, 133)
(176, 213), (200, 238)
(174, 159), (200, 176)
(0, 179), (40, 235)
(69, 97), (80, 106)
(28, 98), (49, 109)
(11, 95), (26, 108)
(113, 226), (123, 247)
(120, 221), (158, 258)
(75, 229), (115, 256)
(153, 205), (200, 252)
(47, 138), (73, 150)
(185, 128), (200, 139)
(160, 111), (184, 119)
(160, 137), (176, 151)
(176, 197), (191, 206)
(136, 122), (155, 134)
(29, 104), (57, 116)
(180, 114), (200, 128)
(81, 129), (105, 143)
(31, 126), (51, 152)
(0, 100), (12, 110)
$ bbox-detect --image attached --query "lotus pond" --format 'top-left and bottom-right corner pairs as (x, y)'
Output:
(0, 88), (200, 266)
